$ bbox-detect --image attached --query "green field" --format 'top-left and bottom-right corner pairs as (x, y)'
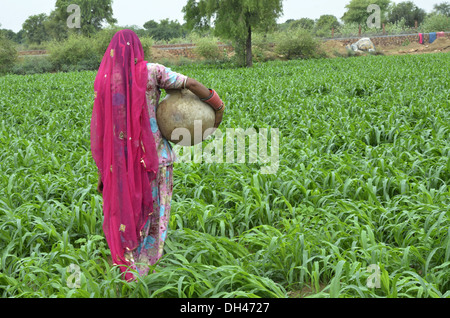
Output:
(0, 53), (449, 298)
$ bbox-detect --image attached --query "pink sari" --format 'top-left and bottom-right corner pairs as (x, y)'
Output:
(91, 30), (159, 281)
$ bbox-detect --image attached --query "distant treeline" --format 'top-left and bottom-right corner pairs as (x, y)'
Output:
(0, 0), (449, 73)
(1, 0), (449, 47)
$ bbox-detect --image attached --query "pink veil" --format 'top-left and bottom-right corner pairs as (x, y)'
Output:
(91, 30), (158, 280)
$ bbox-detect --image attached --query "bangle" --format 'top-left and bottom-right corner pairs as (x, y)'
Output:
(200, 89), (214, 101)
(202, 89), (223, 111)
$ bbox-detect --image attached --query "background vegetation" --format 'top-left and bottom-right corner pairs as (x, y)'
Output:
(0, 53), (449, 298)
(0, 0), (450, 300)
(0, 0), (449, 74)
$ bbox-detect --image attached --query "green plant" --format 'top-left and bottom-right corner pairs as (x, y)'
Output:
(91, 27), (121, 57)
(183, 0), (283, 67)
(421, 14), (450, 32)
(11, 56), (55, 75)
(139, 37), (154, 60)
(274, 28), (321, 59)
(1, 53), (449, 299)
(0, 35), (18, 75)
(47, 34), (99, 71)
(384, 18), (409, 34)
(252, 32), (271, 51)
(193, 37), (224, 61)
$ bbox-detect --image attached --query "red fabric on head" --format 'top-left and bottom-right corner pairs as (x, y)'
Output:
(91, 29), (158, 281)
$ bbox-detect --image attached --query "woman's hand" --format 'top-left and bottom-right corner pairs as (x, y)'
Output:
(214, 104), (225, 129)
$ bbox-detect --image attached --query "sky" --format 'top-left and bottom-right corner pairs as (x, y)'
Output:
(0, 0), (443, 32)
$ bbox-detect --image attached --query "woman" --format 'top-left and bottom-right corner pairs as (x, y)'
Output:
(91, 29), (225, 281)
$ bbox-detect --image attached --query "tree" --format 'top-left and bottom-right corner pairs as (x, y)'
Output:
(48, 0), (117, 38)
(274, 28), (320, 60)
(45, 9), (71, 41)
(433, 2), (450, 17)
(143, 19), (185, 41)
(388, 1), (426, 28)
(277, 18), (315, 31)
(0, 28), (25, 44)
(183, 0), (283, 67)
(291, 18), (315, 30)
(0, 35), (18, 74)
(422, 13), (450, 32)
(277, 19), (294, 31)
(22, 13), (51, 44)
(143, 20), (159, 31)
(314, 15), (340, 36)
(341, 0), (391, 25)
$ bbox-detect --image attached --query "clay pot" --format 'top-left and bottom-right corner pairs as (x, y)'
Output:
(157, 89), (216, 147)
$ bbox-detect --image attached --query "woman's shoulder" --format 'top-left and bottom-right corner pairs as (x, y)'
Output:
(147, 62), (166, 70)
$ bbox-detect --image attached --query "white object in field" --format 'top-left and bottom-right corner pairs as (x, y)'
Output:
(157, 89), (216, 147)
(347, 37), (376, 52)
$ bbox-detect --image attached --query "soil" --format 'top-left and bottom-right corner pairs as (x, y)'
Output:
(320, 40), (350, 57)
(150, 47), (180, 62)
(382, 37), (450, 55)
(321, 37), (450, 58)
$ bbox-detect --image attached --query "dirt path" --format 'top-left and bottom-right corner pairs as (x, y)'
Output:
(322, 37), (450, 58)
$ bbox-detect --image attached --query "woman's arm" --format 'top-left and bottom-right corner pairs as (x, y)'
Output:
(185, 78), (225, 129)
(185, 78), (211, 100)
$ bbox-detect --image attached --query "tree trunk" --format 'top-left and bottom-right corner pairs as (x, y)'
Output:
(246, 24), (253, 68)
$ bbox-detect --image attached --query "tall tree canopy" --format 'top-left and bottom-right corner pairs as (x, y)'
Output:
(0, 28), (25, 44)
(183, 0), (283, 67)
(22, 13), (51, 44)
(341, 0), (391, 25)
(314, 14), (340, 36)
(388, 1), (426, 27)
(49, 0), (117, 38)
(279, 18), (315, 31)
(293, 18), (316, 30)
(143, 19), (186, 41)
(433, 2), (450, 16)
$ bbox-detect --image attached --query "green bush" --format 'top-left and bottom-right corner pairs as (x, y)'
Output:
(47, 30), (154, 72)
(88, 27), (154, 57)
(90, 28), (153, 59)
(47, 34), (99, 71)
(11, 56), (55, 75)
(252, 33), (271, 51)
(0, 35), (18, 75)
(140, 37), (154, 60)
(92, 28), (154, 60)
(91, 28), (121, 57)
(421, 14), (450, 33)
(384, 18), (409, 34)
(274, 28), (321, 60)
(194, 37), (224, 61)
